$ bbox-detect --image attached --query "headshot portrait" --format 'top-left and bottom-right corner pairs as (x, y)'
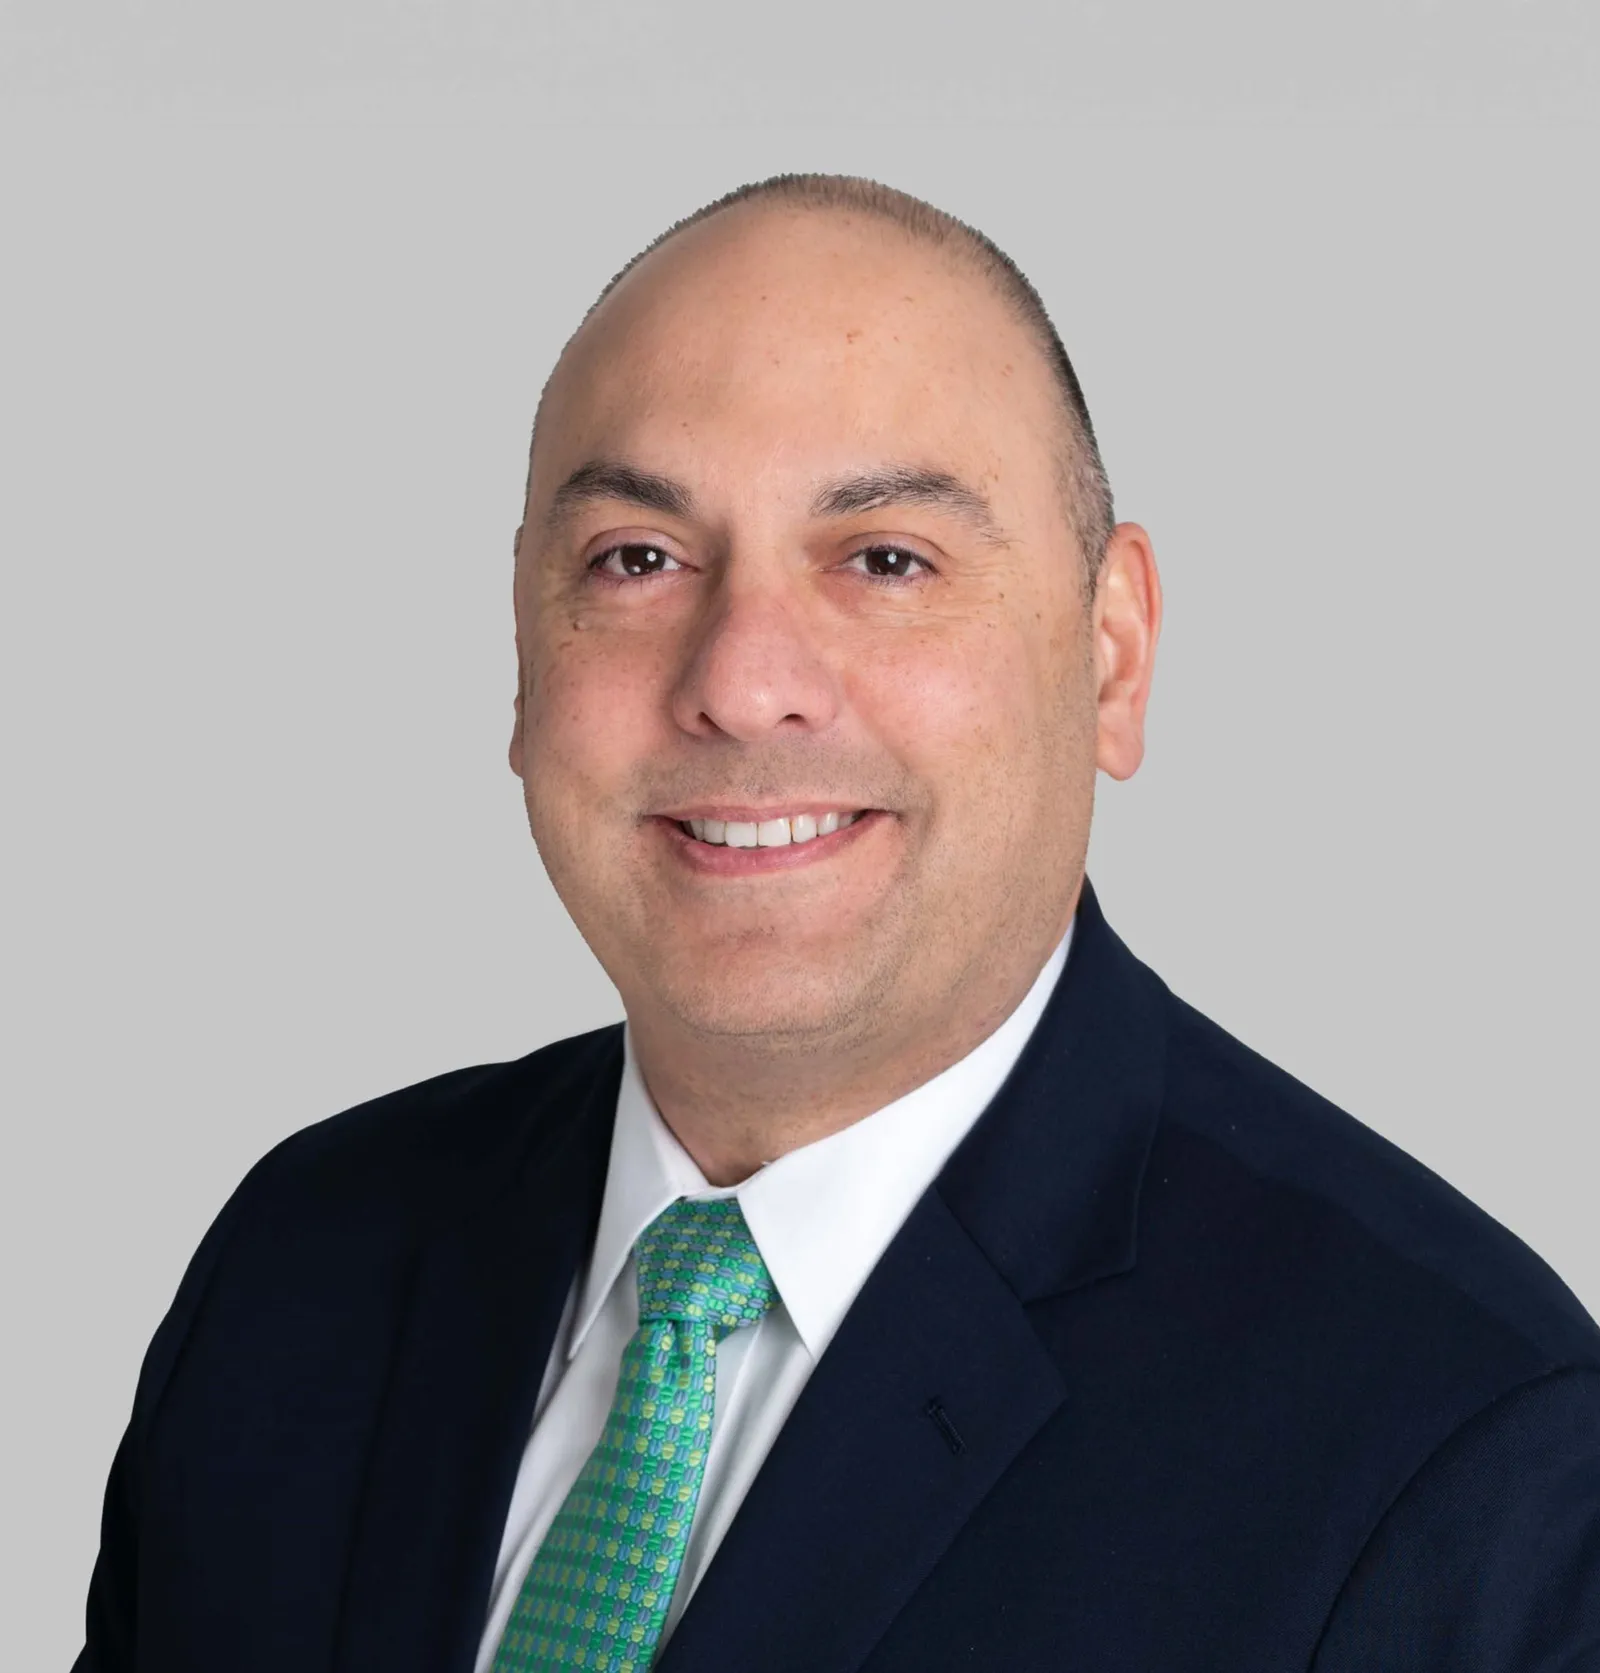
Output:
(5, 5), (1598, 1671)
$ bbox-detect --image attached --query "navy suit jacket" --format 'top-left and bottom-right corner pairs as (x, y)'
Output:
(75, 881), (1600, 1670)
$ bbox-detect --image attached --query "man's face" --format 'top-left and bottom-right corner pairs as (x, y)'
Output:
(511, 207), (1113, 1053)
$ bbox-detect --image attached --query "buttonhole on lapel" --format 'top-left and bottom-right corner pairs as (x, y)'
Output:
(925, 1398), (966, 1456)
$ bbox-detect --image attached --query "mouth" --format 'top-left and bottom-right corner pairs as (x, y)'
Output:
(652, 807), (886, 873)
(675, 809), (865, 848)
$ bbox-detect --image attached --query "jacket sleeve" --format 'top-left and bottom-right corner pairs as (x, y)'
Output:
(1311, 1366), (1600, 1672)
(69, 1171), (259, 1671)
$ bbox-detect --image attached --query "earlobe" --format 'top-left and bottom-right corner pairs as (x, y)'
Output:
(509, 690), (525, 780)
(1093, 523), (1162, 782)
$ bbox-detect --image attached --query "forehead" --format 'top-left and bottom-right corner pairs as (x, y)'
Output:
(533, 207), (1067, 514)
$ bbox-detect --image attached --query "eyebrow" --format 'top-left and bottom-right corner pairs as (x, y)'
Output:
(544, 460), (696, 531)
(808, 466), (1011, 546)
(543, 457), (1010, 545)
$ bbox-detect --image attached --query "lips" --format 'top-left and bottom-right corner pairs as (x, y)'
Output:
(682, 811), (863, 848)
(655, 808), (885, 872)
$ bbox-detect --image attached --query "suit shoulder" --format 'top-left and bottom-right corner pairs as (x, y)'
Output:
(233, 1021), (623, 1228)
(1155, 988), (1600, 1372)
(1311, 1365), (1600, 1666)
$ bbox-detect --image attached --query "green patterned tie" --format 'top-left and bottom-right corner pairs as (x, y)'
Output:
(491, 1197), (775, 1673)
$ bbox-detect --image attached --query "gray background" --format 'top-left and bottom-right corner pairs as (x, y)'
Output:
(3, 2), (1596, 1662)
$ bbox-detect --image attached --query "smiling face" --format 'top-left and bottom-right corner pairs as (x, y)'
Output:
(511, 204), (1140, 1063)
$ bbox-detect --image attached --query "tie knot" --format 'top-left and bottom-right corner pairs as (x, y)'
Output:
(635, 1198), (774, 1337)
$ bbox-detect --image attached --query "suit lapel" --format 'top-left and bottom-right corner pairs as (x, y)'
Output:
(657, 1187), (1066, 1673)
(661, 878), (1169, 1673)
(331, 1032), (622, 1673)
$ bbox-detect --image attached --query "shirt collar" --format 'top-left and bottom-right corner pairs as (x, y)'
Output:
(569, 921), (1073, 1363)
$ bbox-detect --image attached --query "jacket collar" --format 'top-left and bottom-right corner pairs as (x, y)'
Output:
(938, 873), (1169, 1303)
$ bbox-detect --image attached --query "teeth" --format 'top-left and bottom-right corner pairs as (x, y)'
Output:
(682, 811), (864, 846)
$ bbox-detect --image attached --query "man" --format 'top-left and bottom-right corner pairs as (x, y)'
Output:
(75, 174), (1600, 1671)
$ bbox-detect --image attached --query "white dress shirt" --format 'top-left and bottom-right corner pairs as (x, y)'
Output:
(473, 924), (1072, 1670)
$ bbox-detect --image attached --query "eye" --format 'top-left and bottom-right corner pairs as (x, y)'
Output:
(587, 544), (685, 583)
(843, 545), (935, 584)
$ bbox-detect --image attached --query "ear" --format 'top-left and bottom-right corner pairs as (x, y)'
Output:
(1092, 522), (1162, 781)
(509, 524), (527, 780)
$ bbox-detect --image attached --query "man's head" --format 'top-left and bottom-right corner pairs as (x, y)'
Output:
(509, 174), (1159, 1086)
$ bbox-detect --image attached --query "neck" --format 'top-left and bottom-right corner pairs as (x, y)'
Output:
(624, 908), (1075, 1186)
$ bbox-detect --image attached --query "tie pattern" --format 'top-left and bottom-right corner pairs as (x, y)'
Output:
(491, 1197), (775, 1672)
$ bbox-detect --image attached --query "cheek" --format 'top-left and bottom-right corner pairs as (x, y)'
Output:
(851, 613), (1094, 850)
(520, 629), (671, 811)
(850, 622), (1031, 789)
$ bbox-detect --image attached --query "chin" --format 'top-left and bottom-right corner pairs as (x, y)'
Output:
(650, 943), (873, 1045)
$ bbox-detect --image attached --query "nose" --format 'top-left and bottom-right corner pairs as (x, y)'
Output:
(669, 568), (841, 742)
